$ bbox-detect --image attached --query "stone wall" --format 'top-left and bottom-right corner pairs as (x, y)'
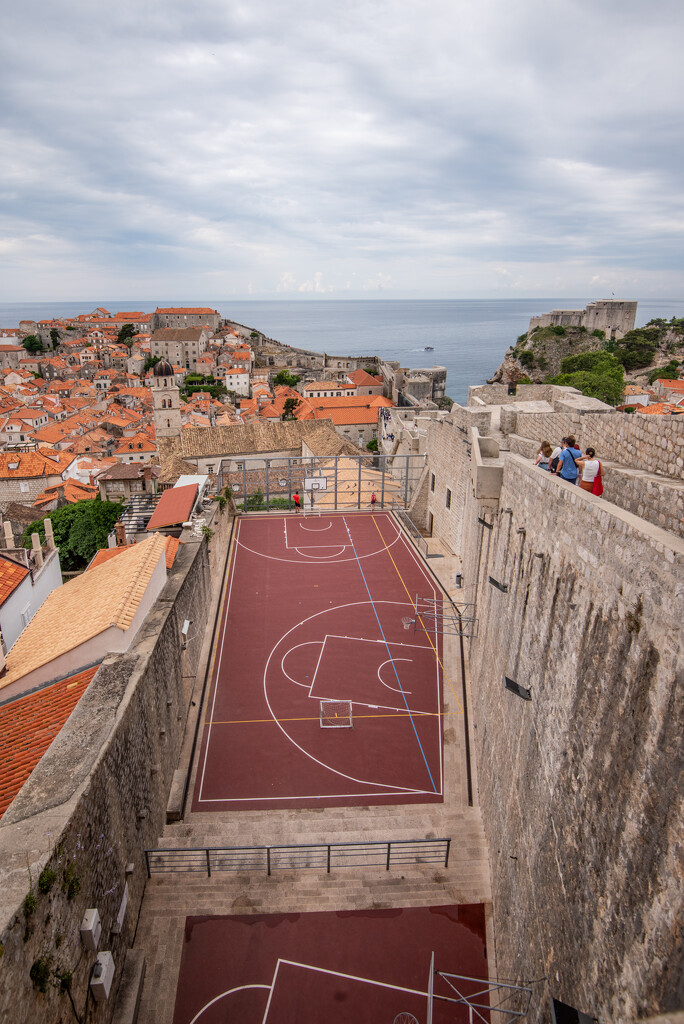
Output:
(424, 416), (473, 554)
(501, 409), (683, 479)
(506, 435), (684, 537)
(468, 383), (563, 406)
(461, 456), (683, 1023)
(0, 506), (234, 1023)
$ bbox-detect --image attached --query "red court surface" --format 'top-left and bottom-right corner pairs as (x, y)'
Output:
(192, 512), (460, 812)
(172, 904), (489, 1024)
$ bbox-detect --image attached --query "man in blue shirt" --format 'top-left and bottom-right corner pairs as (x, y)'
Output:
(556, 436), (582, 484)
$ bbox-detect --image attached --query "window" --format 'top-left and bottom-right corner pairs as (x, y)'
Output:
(20, 481), (29, 492)
(446, 488), (451, 509)
(430, 473), (435, 492)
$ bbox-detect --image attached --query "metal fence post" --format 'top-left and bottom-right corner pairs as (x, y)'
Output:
(145, 850), (151, 879)
(267, 848), (271, 876)
(444, 839), (451, 868)
(386, 842), (391, 870)
(327, 845), (331, 873)
(206, 849), (211, 877)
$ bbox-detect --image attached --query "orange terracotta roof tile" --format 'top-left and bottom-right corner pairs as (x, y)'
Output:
(155, 307), (218, 314)
(636, 403), (683, 415)
(88, 535), (181, 572)
(1, 534), (168, 690)
(0, 666), (99, 819)
(32, 480), (99, 508)
(0, 450), (76, 479)
(0, 555), (29, 607)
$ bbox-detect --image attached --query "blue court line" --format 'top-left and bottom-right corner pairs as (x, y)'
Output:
(342, 516), (437, 794)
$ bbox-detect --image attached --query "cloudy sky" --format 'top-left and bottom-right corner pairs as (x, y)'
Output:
(1, 0), (682, 301)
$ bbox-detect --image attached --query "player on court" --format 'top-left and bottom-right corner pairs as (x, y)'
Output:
(293, 491), (301, 512)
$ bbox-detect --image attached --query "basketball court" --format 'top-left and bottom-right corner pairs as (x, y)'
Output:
(192, 511), (461, 811)
(171, 904), (489, 1024)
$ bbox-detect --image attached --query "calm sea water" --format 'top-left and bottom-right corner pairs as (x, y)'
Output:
(2, 298), (682, 405)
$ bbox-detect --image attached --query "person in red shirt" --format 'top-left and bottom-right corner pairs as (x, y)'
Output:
(370, 492), (377, 507)
(293, 491), (301, 511)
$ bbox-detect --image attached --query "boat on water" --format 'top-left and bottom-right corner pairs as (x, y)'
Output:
(424, 345), (434, 351)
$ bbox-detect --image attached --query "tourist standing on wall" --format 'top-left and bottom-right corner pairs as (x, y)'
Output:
(535, 441), (553, 470)
(556, 436), (582, 484)
(576, 448), (602, 493)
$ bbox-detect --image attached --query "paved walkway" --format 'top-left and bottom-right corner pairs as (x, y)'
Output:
(134, 521), (492, 1024)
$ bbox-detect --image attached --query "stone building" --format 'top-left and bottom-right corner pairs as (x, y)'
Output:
(150, 328), (209, 371)
(150, 307), (221, 332)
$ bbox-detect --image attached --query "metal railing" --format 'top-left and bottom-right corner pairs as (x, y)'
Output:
(144, 837), (450, 877)
(393, 505), (429, 558)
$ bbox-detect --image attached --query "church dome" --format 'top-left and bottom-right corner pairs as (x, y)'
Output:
(153, 359), (175, 377)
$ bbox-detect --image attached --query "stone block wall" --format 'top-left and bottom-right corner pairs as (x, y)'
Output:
(0, 507), (233, 1023)
(450, 403), (492, 436)
(506, 435), (684, 537)
(462, 456), (684, 1023)
(424, 417), (473, 553)
(505, 410), (683, 479)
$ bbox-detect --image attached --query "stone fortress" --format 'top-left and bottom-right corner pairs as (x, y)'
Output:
(528, 299), (638, 340)
(0, 377), (681, 1024)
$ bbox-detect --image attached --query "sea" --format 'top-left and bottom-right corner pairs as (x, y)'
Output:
(2, 297), (682, 406)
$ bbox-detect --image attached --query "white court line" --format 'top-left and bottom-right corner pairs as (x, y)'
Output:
(295, 546), (348, 559)
(262, 600), (440, 795)
(377, 657), (413, 694)
(280, 641), (324, 688)
(198, 786), (434, 803)
(378, 515), (445, 794)
(190, 984), (271, 1024)
(262, 959), (430, 1023)
(296, 520), (334, 532)
(236, 510), (404, 565)
(200, 514), (444, 803)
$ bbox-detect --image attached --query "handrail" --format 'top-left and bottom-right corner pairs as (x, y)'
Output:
(144, 837), (451, 878)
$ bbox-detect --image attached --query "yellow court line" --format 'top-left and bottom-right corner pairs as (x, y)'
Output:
(371, 515), (464, 715)
(207, 709), (463, 726)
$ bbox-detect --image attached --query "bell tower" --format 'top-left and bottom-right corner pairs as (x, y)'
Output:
(151, 360), (181, 439)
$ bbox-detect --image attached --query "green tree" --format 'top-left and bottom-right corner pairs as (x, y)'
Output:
(648, 361), (681, 384)
(366, 438), (378, 452)
(143, 355), (161, 373)
(282, 396), (300, 420)
(49, 328), (61, 348)
(273, 370), (301, 387)
(22, 335), (43, 354)
(24, 499), (122, 572)
(612, 328), (659, 370)
(117, 323), (136, 347)
(545, 351), (625, 405)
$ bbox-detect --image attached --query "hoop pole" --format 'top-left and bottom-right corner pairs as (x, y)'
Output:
(427, 951), (434, 1024)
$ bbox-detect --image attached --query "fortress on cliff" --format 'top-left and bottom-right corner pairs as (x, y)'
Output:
(528, 299), (638, 339)
(0, 380), (681, 1024)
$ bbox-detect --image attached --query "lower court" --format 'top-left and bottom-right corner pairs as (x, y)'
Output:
(172, 904), (489, 1024)
(192, 511), (461, 811)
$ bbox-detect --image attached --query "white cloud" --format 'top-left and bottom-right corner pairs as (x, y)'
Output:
(1, 0), (683, 298)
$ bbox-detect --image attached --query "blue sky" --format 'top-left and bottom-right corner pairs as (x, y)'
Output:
(1, 0), (682, 301)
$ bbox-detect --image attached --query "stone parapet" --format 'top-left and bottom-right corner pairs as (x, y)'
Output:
(463, 455), (683, 1023)
(505, 409), (683, 480)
